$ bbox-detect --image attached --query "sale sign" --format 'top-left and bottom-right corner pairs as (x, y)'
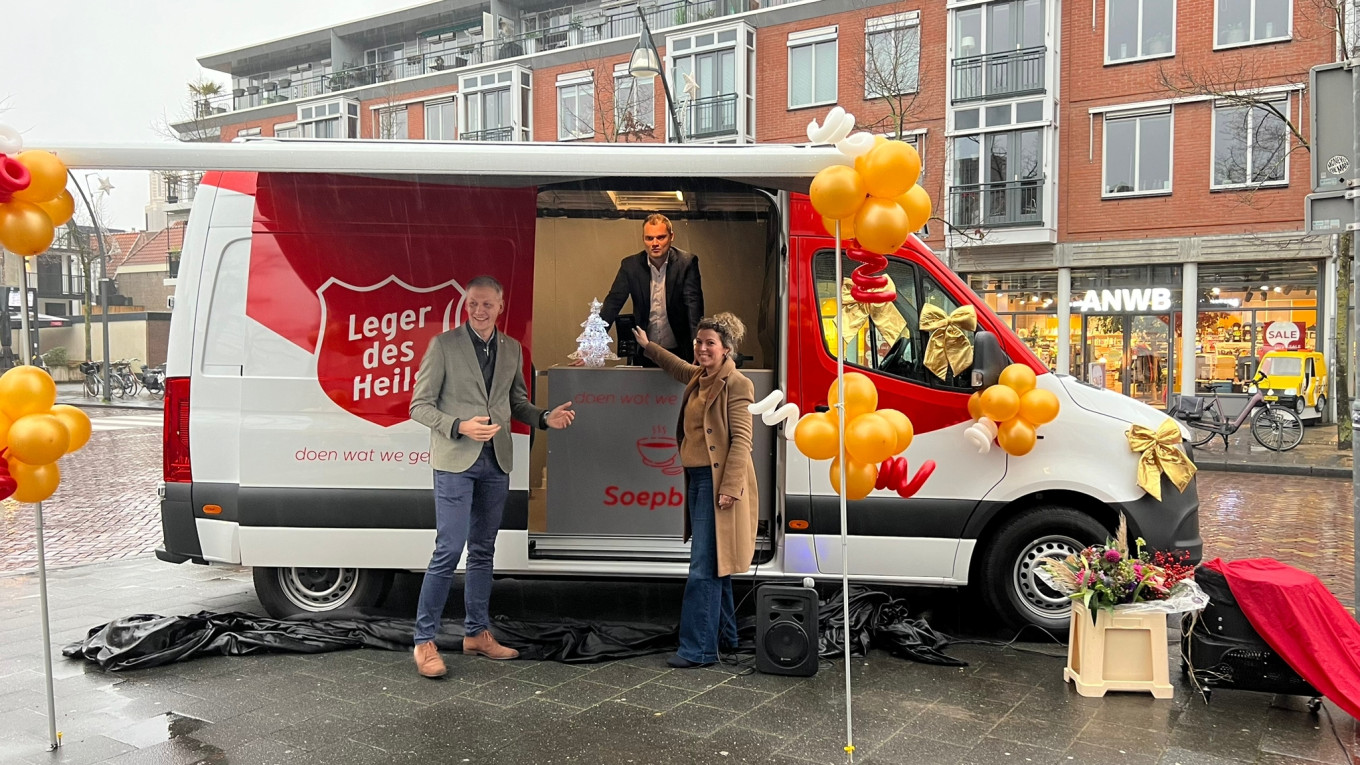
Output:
(1263, 321), (1307, 351)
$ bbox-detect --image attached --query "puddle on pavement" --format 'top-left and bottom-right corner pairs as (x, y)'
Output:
(109, 711), (210, 749)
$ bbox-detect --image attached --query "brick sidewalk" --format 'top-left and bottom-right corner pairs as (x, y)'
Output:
(1190, 420), (1353, 478)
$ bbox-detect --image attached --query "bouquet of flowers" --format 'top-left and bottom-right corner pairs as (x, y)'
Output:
(1038, 515), (1206, 616)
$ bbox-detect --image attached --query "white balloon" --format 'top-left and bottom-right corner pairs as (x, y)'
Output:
(748, 390), (802, 441)
(805, 107), (855, 146)
(0, 124), (22, 156)
(963, 417), (998, 454)
(836, 131), (876, 158)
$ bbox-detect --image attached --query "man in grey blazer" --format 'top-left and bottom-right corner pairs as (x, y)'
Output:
(409, 275), (574, 679)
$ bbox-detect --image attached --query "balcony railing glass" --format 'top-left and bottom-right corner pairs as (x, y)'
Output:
(461, 126), (515, 142)
(681, 93), (738, 141)
(949, 179), (1045, 229)
(951, 46), (1045, 103)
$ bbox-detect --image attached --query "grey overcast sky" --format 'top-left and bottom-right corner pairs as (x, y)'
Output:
(1, 1), (400, 232)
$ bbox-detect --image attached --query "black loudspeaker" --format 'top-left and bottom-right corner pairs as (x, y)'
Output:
(756, 585), (819, 677)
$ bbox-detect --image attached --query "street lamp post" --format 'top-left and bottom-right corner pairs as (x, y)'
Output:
(630, 8), (684, 143)
(70, 172), (113, 403)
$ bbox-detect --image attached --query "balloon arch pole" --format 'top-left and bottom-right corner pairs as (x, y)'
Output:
(833, 223), (856, 762)
(17, 264), (59, 751)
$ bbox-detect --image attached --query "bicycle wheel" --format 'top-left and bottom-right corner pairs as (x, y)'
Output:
(123, 374), (142, 397)
(84, 373), (99, 398)
(1184, 414), (1221, 448)
(1251, 405), (1304, 451)
(109, 374), (128, 398)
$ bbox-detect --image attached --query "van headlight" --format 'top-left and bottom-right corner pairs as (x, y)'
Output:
(1285, 388), (1297, 396)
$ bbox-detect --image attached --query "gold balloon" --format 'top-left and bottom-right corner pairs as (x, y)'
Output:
(999, 363), (1038, 395)
(794, 411), (840, 461)
(8, 414), (69, 466)
(845, 412), (897, 465)
(0, 201), (55, 257)
(809, 165), (867, 221)
(979, 384), (1021, 423)
(997, 418), (1037, 456)
(36, 190), (75, 227)
(895, 184), (933, 233)
(12, 151), (68, 204)
(0, 365), (57, 420)
(860, 141), (921, 199)
(966, 391), (984, 421)
(853, 197), (911, 255)
(828, 372), (879, 422)
(9, 458), (60, 503)
(822, 215), (856, 240)
(50, 404), (92, 452)
(853, 135), (891, 176)
(875, 408), (914, 454)
(0, 413), (10, 451)
(830, 457), (878, 501)
(1018, 388), (1061, 426)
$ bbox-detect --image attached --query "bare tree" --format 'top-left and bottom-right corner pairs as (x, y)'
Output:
(158, 79), (226, 144)
(57, 198), (108, 363)
(554, 67), (658, 143)
(859, 13), (924, 138)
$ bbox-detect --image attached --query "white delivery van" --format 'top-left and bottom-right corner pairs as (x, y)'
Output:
(63, 140), (1199, 632)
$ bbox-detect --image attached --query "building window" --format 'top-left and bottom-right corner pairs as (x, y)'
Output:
(1215, 0), (1291, 46)
(1103, 109), (1172, 196)
(460, 68), (529, 142)
(557, 72), (595, 141)
(788, 27), (837, 109)
(425, 100), (457, 140)
(375, 107), (408, 140)
(614, 65), (655, 136)
(237, 127), (262, 138)
(1106, 0), (1175, 62)
(274, 122), (298, 138)
(1212, 96), (1290, 188)
(951, 128), (1044, 228)
(671, 29), (742, 141)
(865, 12), (920, 98)
(297, 100), (359, 138)
(952, 0), (1045, 103)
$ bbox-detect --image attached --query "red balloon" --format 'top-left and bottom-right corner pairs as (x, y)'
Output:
(0, 155), (31, 199)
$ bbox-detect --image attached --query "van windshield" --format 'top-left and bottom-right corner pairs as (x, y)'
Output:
(1260, 356), (1302, 377)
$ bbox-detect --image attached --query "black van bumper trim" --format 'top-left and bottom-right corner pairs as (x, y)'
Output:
(225, 485), (529, 531)
(160, 481), (202, 560)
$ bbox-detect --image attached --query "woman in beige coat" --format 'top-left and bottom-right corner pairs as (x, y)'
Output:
(634, 313), (758, 668)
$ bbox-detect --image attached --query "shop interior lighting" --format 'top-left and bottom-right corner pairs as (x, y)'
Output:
(1273, 286), (1283, 293)
(1211, 287), (1221, 295)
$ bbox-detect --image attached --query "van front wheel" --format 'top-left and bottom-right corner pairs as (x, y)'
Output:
(976, 506), (1109, 634)
(252, 566), (393, 618)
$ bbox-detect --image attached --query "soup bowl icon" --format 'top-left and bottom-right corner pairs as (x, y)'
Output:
(637, 436), (683, 476)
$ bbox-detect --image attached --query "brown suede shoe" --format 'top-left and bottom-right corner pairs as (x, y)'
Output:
(414, 641), (446, 678)
(463, 630), (519, 660)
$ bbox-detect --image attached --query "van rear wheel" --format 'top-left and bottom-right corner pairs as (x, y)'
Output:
(976, 506), (1109, 634)
(252, 566), (393, 618)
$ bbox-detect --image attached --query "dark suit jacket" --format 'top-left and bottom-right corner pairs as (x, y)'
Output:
(599, 247), (704, 353)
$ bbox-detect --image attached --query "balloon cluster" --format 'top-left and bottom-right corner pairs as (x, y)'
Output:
(0, 126), (74, 258)
(793, 372), (935, 500)
(806, 108), (932, 259)
(963, 364), (1060, 457)
(0, 366), (90, 502)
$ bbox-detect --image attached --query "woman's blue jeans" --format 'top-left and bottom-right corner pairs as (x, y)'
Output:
(677, 467), (739, 664)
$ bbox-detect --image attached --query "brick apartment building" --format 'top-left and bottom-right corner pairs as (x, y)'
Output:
(177, 0), (1348, 412)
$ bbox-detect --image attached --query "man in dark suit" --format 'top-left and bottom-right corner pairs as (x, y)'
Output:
(600, 213), (704, 366)
(408, 275), (575, 679)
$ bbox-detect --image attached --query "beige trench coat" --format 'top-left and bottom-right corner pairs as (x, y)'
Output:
(646, 344), (759, 578)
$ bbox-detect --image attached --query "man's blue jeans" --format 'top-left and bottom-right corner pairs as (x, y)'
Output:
(676, 467), (739, 664)
(414, 446), (509, 644)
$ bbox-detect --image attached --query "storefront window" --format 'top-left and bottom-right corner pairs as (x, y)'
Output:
(967, 271), (1060, 370)
(1187, 261), (1320, 394)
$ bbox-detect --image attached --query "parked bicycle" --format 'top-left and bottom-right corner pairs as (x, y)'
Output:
(112, 359), (143, 398)
(79, 360), (127, 399)
(1171, 370), (1304, 452)
(137, 364), (166, 399)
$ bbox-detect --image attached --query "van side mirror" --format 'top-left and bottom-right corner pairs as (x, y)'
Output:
(970, 330), (1007, 390)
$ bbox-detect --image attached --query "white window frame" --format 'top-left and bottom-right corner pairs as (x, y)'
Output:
(1210, 94), (1292, 189)
(296, 99), (359, 139)
(787, 26), (838, 110)
(459, 67), (529, 141)
(237, 127), (262, 138)
(424, 98), (458, 140)
(613, 62), (655, 135)
(1104, 0), (1177, 64)
(1101, 106), (1174, 198)
(556, 70), (595, 141)
(1213, 0), (1292, 49)
(865, 12), (921, 99)
(374, 106), (409, 140)
(273, 122), (298, 138)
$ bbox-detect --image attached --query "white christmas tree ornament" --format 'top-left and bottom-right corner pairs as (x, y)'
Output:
(568, 298), (619, 367)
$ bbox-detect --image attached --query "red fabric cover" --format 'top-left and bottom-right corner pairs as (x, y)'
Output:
(1203, 558), (1360, 719)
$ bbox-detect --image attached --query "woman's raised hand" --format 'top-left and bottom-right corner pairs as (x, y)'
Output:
(632, 327), (650, 349)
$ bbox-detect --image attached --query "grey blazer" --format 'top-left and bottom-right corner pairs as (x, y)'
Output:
(409, 327), (544, 474)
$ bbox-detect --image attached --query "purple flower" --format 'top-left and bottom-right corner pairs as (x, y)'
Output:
(1104, 549), (1122, 563)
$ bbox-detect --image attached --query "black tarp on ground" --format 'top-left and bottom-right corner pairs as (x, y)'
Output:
(62, 584), (965, 671)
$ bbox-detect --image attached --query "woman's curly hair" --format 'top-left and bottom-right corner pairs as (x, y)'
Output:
(696, 312), (746, 352)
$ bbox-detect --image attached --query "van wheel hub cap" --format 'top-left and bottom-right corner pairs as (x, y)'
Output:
(1014, 535), (1082, 618)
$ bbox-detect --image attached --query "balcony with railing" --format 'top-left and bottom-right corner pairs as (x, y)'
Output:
(200, 0), (753, 115)
(461, 126), (516, 142)
(951, 46), (1045, 103)
(949, 179), (1045, 229)
(679, 93), (738, 141)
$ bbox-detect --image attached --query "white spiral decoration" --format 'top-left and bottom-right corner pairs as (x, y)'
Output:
(963, 417), (998, 454)
(806, 107), (855, 146)
(749, 390), (802, 441)
(0, 124), (23, 156)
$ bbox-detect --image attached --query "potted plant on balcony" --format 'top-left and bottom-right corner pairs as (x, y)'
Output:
(1038, 516), (1206, 699)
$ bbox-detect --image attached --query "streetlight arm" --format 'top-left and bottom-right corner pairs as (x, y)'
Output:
(635, 8), (685, 143)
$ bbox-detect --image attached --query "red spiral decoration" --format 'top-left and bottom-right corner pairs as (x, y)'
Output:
(0, 155), (31, 204)
(0, 449), (15, 502)
(875, 456), (935, 499)
(847, 247), (896, 303)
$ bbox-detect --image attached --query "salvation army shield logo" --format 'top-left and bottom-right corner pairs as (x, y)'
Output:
(315, 276), (465, 426)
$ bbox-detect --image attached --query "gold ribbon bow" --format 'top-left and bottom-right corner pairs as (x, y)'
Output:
(1126, 420), (1197, 501)
(835, 277), (907, 342)
(919, 304), (976, 380)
